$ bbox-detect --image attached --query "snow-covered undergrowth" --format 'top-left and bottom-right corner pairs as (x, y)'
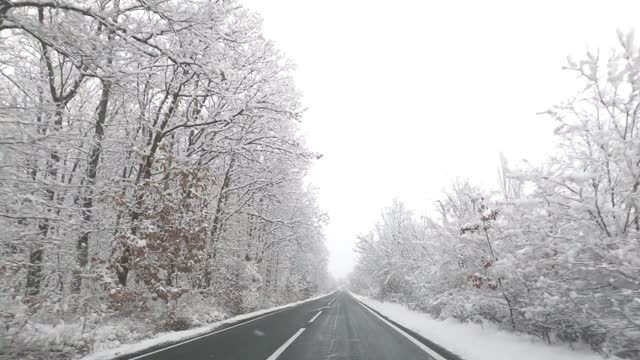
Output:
(0, 291), (226, 359)
(353, 294), (619, 360)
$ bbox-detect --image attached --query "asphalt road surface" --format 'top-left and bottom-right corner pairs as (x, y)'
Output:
(128, 291), (448, 360)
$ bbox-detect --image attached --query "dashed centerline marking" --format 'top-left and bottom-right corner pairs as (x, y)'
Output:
(308, 311), (322, 323)
(129, 307), (291, 360)
(125, 293), (335, 360)
(327, 298), (334, 305)
(265, 328), (306, 360)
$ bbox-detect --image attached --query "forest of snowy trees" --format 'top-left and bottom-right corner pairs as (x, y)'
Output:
(0, 0), (329, 356)
(3, 0), (640, 359)
(351, 33), (640, 358)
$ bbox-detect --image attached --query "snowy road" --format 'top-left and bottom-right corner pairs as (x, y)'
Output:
(126, 291), (450, 360)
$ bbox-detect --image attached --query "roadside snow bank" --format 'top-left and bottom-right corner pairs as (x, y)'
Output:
(352, 294), (616, 360)
(81, 292), (333, 360)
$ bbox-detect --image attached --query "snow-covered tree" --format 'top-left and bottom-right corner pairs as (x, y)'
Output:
(351, 32), (640, 358)
(0, 1), (329, 356)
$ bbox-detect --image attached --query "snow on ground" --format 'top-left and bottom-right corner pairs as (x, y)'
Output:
(352, 293), (617, 360)
(81, 292), (334, 360)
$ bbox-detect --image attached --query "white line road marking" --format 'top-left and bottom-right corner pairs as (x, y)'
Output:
(355, 299), (447, 360)
(128, 293), (333, 359)
(265, 328), (306, 360)
(308, 311), (323, 323)
(129, 308), (290, 359)
(327, 299), (334, 305)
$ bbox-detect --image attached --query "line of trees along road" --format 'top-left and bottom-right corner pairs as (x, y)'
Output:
(0, 0), (329, 355)
(350, 33), (640, 358)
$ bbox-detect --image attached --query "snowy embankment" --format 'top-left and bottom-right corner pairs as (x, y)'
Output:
(352, 294), (617, 360)
(81, 292), (333, 360)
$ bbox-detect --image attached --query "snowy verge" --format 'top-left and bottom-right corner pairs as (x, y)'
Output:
(351, 293), (617, 360)
(81, 291), (334, 360)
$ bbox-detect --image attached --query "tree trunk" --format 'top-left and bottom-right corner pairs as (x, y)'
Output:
(72, 80), (110, 293)
(116, 91), (180, 287)
(201, 154), (235, 288)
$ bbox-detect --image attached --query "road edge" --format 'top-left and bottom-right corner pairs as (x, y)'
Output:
(116, 308), (285, 360)
(94, 291), (335, 360)
(351, 294), (465, 360)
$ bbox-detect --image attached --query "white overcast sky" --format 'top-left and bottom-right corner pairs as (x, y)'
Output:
(240, 0), (640, 278)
